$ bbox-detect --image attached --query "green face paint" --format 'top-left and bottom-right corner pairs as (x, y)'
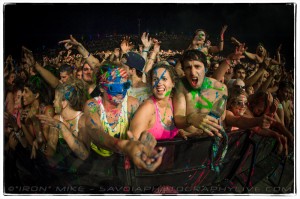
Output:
(165, 90), (171, 97)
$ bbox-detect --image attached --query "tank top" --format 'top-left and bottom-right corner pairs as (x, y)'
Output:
(91, 95), (129, 157)
(51, 112), (84, 173)
(147, 96), (178, 140)
(58, 112), (83, 139)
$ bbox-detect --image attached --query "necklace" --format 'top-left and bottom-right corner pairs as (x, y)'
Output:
(161, 102), (170, 124)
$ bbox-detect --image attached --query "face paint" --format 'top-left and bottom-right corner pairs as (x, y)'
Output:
(64, 87), (75, 101)
(165, 90), (171, 97)
(91, 118), (97, 126)
(153, 69), (167, 89)
(101, 81), (131, 97)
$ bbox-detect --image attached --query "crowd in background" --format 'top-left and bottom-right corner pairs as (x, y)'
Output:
(4, 25), (294, 191)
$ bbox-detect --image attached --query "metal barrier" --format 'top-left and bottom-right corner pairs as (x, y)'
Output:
(4, 129), (293, 194)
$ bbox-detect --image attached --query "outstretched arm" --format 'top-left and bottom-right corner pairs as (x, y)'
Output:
(213, 43), (245, 82)
(59, 35), (101, 69)
(23, 46), (60, 88)
(209, 25), (227, 53)
(84, 99), (164, 172)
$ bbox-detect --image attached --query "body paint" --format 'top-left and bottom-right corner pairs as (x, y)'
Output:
(90, 118), (97, 126)
(88, 102), (98, 113)
(165, 90), (171, 97)
(153, 69), (167, 89)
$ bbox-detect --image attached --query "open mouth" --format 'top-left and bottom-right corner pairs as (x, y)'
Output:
(156, 86), (165, 95)
(191, 77), (198, 87)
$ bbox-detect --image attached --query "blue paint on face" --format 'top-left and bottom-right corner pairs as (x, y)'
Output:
(106, 67), (122, 83)
(101, 81), (131, 97)
(153, 69), (167, 89)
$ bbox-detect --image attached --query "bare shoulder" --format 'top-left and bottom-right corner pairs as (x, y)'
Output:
(208, 77), (227, 92)
(138, 98), (155, 111)
(84, 98), (99, 112)
(175, 78), (187, 94)
(128, 96), (139, 107)
(78, 114), (86, 128)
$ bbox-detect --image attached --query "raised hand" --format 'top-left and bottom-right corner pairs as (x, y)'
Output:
(153, 40), (161, 54)
(230, 37), (242, 46)
(58, 35), (81, 50)
(276, 44), (282, 53)
(141, 32), (153, 50)
(220, 25), (228, 40)
(113, 48), (120, 58)
(22, 46), (36, 67)
(120, 36), (134, 53)
(227, 44), (246, 63)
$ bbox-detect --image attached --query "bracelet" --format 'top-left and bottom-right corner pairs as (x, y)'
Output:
(220, 40), (224, 42)
(142, 50), (149, 53)
(83, 52), (90, 59)
(225, 59), (232, 66)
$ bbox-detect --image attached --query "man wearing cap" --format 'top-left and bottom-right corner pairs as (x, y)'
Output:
(122, 52), (151, 104)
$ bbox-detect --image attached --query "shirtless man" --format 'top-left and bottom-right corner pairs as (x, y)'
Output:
(173, 50), (228, 138)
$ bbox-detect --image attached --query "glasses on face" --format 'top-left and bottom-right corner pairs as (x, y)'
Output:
(234, 85), (245, 89)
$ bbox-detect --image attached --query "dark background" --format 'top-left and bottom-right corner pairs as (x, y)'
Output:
(4, 3), (295, 69)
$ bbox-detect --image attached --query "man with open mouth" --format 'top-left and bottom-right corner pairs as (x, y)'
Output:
(173, 50), (228, 138)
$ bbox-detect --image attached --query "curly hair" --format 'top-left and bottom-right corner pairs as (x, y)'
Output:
(55, 79), (88, 111)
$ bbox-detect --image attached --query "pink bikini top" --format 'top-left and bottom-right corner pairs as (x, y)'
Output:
(147, 96), (178, 140)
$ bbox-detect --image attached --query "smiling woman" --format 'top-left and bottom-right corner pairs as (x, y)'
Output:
(129, 62), (179, 140)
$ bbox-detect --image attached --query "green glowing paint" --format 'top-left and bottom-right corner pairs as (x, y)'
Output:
(165, 90), (171, 97)
(90, 106), (98, 114)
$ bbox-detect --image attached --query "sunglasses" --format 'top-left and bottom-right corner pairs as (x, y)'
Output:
(234, 85), (245, 89)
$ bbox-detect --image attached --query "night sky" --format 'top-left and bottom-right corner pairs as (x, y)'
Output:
(4, 3), (295, 69)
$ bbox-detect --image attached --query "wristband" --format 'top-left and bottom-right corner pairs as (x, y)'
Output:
(83, 53), (90, 59)
(142, 50), (149, 53)
(225, 59), (232, 66)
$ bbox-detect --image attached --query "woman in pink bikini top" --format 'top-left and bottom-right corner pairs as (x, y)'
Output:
(129, 63), (178, 140)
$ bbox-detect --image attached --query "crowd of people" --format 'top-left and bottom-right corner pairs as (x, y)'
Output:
(4, 25), (294, 191)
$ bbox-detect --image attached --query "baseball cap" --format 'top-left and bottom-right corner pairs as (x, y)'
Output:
(124, 52), (145, 72)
